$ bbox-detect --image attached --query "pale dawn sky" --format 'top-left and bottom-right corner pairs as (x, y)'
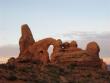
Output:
(0, 0), (110, 45)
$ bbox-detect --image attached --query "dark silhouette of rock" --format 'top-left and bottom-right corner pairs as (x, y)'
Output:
(7, 57), (16, 65)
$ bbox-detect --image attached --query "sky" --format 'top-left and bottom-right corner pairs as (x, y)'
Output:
(0, 0), (110, 63)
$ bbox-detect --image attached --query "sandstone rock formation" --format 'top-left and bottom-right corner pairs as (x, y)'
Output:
(19, 24), (35, 57)
(0, 24), (109, 83)
(70, 40), (77, 48)
(18, 27), (62, 64)
(16, 24), (107, 70)
(27, 38), (57, 63)
(86, 41), (100, 56)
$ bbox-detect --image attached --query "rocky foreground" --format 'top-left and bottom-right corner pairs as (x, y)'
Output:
(0, 24), (110, 83)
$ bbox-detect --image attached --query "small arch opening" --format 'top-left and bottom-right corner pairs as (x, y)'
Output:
(48, 45), (54, 60)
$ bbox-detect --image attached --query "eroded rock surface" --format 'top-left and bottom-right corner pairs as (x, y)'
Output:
(16, 24), (107, 69)
(19, 24), (35, 56)
(86, 41), (100, 56)
(1, 24), (109, 83)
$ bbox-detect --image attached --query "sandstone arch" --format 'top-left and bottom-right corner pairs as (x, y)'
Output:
(48, 45), (54, 59)
(17, 24), (106, 70)
(23, 38), (62, 64)
(18, 26), (63, 64)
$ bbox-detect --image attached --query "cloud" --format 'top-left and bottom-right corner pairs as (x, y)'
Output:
(58, 31), (110, 58)
(0, 56), (11, 63)
(103, 57), (110, 64)
(60, 32), (110, 40)
(0, 45), (19, 63)
(0, 45), (19, 57)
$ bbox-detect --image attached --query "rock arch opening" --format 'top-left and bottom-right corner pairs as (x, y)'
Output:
(48, 45), (54, 60)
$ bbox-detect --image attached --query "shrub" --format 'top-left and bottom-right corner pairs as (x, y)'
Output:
(35, 79), (48, 83)
(68, 63), (76, 70)
(7, 64), (15, 70)
(6, 72), (17, 81)
(18, 66), (33, 73)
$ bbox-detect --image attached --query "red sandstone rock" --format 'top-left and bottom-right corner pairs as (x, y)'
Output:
(15, 24), (106, 70)
(70, 40), (77, 48)
(86, 42), (100, 56)
(50, 39), (62, 62)
(53, 39), (62, 51)
(1, 24), (110, 83)
(62, 42), (70, 48)
(100, 59), (107, 71)
(28, 38), (57, 63)
(19, 24), (35, 56)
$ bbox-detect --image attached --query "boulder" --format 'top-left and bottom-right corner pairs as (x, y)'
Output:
(62, 42), (70, 49)
(7, 57), (16, 64)
(70, 40), (77, 48)
(86, 42), (100, 56)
